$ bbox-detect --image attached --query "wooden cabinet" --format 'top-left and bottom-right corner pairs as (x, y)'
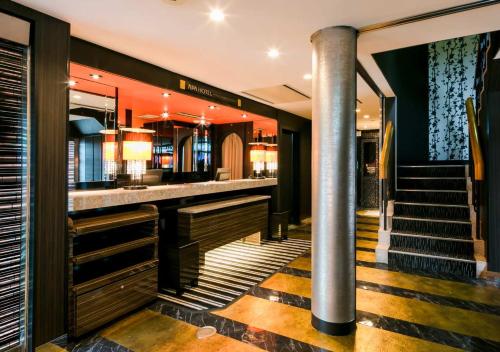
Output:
(68, 205), (159, 337)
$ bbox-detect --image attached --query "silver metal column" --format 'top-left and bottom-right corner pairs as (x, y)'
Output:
(311, 26), (357, 335)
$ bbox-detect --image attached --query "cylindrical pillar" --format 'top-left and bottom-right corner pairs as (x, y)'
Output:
(310, 26), (357, 336)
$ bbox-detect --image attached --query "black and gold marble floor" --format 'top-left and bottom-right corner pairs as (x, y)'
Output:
(37, 218), (500, 352)
(158, 238), (311, 310)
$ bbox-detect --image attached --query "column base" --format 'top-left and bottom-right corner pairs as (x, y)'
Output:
(311, 314), (356, 336)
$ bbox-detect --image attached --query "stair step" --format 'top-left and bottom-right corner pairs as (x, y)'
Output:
(397, 177), (466, 190)
(392, 216), (471, 238)
(398, 165), (465, 177)
(389, 247), (474, 262)
(391, 232), (473, 242)
(356, 216), (379, 225)
(394, 202), (470, 221)
(356, 223), (378, 232)
(390, 233), (474, 257)
(388, 248), (476, 278)
(396, 190), (468, 205)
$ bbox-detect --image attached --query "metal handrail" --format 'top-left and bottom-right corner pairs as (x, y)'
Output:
(465, 97), (485, 181)
(379, 121), (394, 180)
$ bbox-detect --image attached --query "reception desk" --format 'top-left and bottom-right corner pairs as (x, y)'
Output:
(68, 178), (277, 212)
(66, 177), (278, 332)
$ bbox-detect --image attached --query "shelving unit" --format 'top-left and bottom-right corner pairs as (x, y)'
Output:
(68, 204), (159, 337)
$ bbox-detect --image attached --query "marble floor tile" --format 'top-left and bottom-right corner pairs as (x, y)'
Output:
(35, 343), (67, 352)
(261, 272), (500, 342)
(213, 295), (460, 352)
(101, 310), (264, 352)
(356, 265), (500, 306)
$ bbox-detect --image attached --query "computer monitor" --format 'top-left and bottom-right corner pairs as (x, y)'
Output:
(215, 168), (231, 181)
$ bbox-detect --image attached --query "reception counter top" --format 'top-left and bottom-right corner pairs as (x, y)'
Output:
(68, 178), (277, 212)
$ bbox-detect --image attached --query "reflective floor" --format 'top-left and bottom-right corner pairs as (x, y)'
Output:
(37, 215), (500, 352)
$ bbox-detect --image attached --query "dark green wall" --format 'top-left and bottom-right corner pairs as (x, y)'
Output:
(374, 45), (429, 163)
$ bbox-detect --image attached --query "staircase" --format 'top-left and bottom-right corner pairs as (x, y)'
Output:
(388, 164), (476, 277)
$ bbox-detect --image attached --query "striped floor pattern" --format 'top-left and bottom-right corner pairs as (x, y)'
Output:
(158, 238), (311, 310)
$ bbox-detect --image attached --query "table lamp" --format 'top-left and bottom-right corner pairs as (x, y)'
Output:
(265, 141), (278, 178)
(121, 127), (154, 189)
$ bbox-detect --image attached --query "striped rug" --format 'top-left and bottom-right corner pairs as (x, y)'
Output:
(158, 238), (311, 310)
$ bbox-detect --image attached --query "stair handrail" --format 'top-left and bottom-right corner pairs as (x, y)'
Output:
(465, 97), (484, 181)
(379, 120), (394, 180)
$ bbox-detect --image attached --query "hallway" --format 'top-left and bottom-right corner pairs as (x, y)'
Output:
(38, 216), (500, 352)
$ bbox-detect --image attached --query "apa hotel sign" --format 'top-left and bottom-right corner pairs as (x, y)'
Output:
(179, 79), (241, 108)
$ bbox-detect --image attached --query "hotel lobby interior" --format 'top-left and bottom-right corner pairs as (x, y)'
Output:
(1, 1), (500, 351)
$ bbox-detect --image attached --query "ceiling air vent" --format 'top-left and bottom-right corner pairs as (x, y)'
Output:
(242, 85), (310, 105)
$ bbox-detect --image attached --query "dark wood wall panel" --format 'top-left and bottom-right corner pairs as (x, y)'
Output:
(0, 1), (70, 347)
(32, 14), (69, 347)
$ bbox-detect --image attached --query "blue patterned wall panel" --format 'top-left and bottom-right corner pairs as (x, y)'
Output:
(428, 35), (479, 160)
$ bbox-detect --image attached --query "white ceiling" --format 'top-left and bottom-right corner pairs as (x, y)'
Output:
(15, 0), (500, 123)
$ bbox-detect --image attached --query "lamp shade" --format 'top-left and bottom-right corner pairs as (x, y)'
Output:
(102, 141), (117, 161)
(122, 141), (152, 161)
(265, 144), (277, 164)
(250, 144), (266, 163)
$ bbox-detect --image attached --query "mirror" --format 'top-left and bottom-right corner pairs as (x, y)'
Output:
(67, 62), (278, 190)
(68, 74), (117, 189)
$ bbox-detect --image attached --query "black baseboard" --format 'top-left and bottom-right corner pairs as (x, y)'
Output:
(311, 314), (356, 336)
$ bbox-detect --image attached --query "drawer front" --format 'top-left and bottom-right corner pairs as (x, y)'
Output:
(74, 267), (157, 336)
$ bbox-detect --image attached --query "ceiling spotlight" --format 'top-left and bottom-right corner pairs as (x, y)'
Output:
(161, 111), (169, 118)
(208, 105), (217, 110)
(89, 73), (102, 80)
(73, 95), (82, 100)
(303, 73), (312, 80)
(209, 8), (225, 22)
(363, 114), (370, 119)
(363, 124), (368, 129)
(68, 80), (77, 87)
(161, 92), (171, 98)
(267, 48), (280, 59)
(241, 113), (248, 118)
(355, 108), (361, 113)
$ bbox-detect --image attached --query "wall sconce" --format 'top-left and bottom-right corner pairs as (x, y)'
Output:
(121, 127), (154, 189)
(265, 142), (278, 178)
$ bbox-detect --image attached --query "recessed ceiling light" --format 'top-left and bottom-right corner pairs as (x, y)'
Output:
(161, 92), (171, 98)
(363, 114), (370, 119)
(267, 48), (280, 59)
(241, 113), (248, 118)
(68, 80), (77, 87)
(89, 73), (102, 80)
(208, 105), (217, 110)
(73, 95), (82, 100)
(161, 111), (169, 118)
(363, 125), (368, 129)
(209, 8), (225, 22)
(355, 108), (361, 113)
(303, 73), (312, 80)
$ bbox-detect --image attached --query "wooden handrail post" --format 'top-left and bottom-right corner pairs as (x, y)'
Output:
(465, 97), (484, 181)
(379, 121), (394, 180)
